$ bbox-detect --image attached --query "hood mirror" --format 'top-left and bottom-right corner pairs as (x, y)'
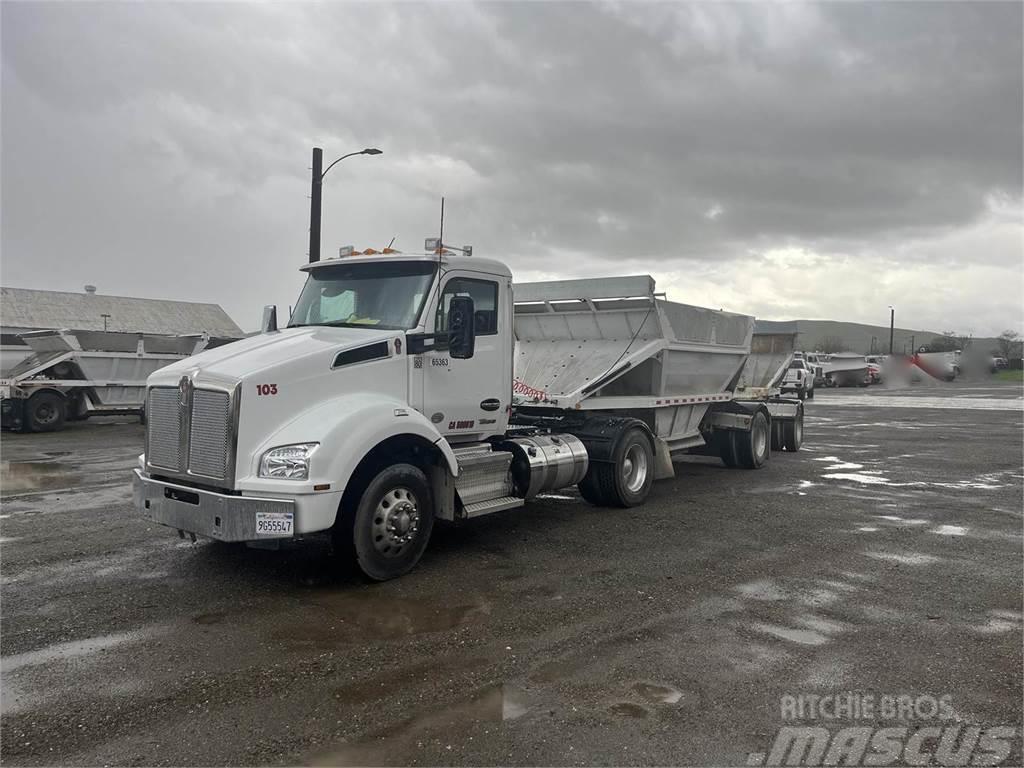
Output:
(261, 305), (278, 333)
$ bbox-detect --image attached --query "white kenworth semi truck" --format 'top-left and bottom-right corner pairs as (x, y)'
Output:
(133, 242), (804, 580)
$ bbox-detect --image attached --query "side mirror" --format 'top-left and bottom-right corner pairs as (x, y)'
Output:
(447, 295), (475, 359)
(261, 305), (278, 333)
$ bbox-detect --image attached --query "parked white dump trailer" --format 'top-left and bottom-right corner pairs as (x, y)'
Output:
(133, 246), (804, 581)
(0, 329), (234, 432)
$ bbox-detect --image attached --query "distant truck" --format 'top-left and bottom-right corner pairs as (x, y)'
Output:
(0, 330), (235, 432)
(133, 243), (807, 581)
(781, 357), (815, 399)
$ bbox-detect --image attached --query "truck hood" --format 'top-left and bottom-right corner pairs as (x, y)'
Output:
(148, 326), (400, 386)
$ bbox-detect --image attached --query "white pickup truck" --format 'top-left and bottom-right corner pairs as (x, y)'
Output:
(133, 242), (805, 580)
(781, 358), (815, 400)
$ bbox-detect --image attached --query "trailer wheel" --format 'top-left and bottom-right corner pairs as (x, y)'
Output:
(770, 421), (784, 452)
(797, 388), (806, 401)
(807, 387), (815, 400)
(736, 411), (770, 469)
(26, 391), (66, 433)
(344, 463), (434, 581)
(587, 427), (654, 507)
(782, 408), (804, 452)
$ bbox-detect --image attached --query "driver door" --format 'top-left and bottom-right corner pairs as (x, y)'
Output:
(420, 272), (510, 443)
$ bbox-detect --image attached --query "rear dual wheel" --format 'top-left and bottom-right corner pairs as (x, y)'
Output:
(578, 427), (654, 508)
(719, 411), (770, 469)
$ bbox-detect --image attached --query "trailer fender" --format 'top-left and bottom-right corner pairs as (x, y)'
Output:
(247, 394), (459, 492)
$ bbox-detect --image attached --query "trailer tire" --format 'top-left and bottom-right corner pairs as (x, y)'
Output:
(589, 427), (654, 508)
(736, 411), (770, 469)
(344, 463), (434, 581)
(797, 388), (806, 401)
(719, 431), (739, 468)
(26, 391), (66, 433)
(770, 421), (784, 452)
(807, 387), (815, 400)
(782, 408), (804, 452)
(576, 471), (605, 506)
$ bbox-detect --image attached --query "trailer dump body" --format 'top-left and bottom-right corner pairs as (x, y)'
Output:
(1, 329), (237, 432)
(512, 275), (753, 409)
(736, 332), (797, 395)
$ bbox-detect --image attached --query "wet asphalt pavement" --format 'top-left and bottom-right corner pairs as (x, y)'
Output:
(1, 382), (1022, 766)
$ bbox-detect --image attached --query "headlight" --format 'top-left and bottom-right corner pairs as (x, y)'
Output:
(259, 443), (319, 480)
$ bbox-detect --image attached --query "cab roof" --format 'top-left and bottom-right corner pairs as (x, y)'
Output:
(300, 253), (511, 278)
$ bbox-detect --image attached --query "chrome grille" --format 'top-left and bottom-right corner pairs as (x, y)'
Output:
(145, 383), (235, 486)
(147, 387), (182, 470)
(188, 389), (231, 480)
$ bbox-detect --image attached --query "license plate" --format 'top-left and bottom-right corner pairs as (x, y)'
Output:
(255, 511), (294, 536)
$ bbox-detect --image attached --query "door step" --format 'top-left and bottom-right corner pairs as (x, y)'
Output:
(462, 496), (525, 519)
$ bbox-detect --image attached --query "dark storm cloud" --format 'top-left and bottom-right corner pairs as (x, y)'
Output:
(1, 1), (1021, 333)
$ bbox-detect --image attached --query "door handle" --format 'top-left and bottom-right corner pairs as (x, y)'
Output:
(480, 398), (501, 412)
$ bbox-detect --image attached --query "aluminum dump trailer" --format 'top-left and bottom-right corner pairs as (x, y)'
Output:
(0, 329), (237, 432)
(736, 332), (797, 396)
(511, 275), (805, 469)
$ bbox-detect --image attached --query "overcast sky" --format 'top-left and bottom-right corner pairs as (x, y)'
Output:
(2, 1), (1022, 336)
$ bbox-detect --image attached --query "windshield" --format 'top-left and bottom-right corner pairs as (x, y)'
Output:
(289, 261), (437, 330)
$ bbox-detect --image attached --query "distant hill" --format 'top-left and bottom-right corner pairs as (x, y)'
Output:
(754, 318), (1003, 356)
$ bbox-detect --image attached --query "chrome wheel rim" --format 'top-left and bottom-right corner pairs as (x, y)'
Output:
(622, 443), (649, 494)
(371, 486), (420, 557)
(754, 422), (767, 459)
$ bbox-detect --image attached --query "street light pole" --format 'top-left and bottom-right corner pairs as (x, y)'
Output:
(888, 306), (895, 356)
(308, 146), (382, 263)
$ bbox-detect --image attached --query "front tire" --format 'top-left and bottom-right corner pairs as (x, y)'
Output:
(347, 464), (434, 581)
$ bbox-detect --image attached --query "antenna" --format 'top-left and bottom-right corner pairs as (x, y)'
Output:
(387, 236), (396, 249)
(438, 197), (445, 252)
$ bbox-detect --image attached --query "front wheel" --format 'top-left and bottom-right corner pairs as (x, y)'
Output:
(345, 463), (434, 581)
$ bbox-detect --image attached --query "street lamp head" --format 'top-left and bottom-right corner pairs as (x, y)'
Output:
(363, 148), (383, 155)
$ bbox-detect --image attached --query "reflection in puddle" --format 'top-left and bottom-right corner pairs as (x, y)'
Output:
(749, 622), (828, 646)
(276, 591), (490, 643)
(864, 550), (939, 566)
(1, 628), (156, 714)
(632, 681), (683, 705)
(609, 701), (648, 718)
(0, 461), (81, 493)
(312, 683), (531, 765)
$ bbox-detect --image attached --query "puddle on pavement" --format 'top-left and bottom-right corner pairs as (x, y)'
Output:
(864, 550), (939, 566)
(193, 612), (227, 625)
(632, 681), (684, 705)
(0, 461), (81, 493)
(1, 628), (156, 714)
(311, 683), (531, 766)
(609, 701), (649, 718)
(278, 592), (490, 643)
(749, 622), (829, 646)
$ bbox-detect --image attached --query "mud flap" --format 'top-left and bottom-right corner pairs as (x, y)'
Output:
(653, 437), (675, 480)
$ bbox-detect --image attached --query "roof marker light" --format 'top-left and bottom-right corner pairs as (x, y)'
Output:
(339, 245), (354, 257)
(425, 237), (440, 253)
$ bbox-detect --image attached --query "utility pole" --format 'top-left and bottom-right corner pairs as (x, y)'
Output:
(307, 146), (382, 263)
(101, 313), (111, 331)
(309, 148), (323, 263)
(888, 306), (895, 355)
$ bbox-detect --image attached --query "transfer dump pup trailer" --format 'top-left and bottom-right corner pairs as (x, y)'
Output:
(1, 330), (235, 433)
(133, 244), (804, 580)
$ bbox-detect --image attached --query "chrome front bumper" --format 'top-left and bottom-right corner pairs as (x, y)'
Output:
(133, 469), (295, 541)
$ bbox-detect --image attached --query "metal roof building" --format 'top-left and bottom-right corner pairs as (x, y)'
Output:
(1, 286), (242, 336)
